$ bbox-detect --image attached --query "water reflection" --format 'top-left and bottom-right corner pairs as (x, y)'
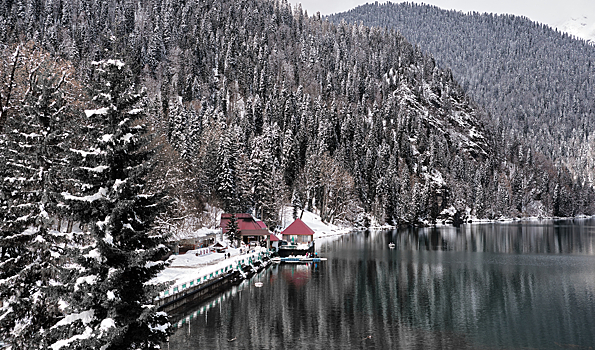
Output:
(389, 219), (595, 254)
(167, 219), (595, 350)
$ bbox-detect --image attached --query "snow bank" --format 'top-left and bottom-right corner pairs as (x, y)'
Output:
(153, 208), (352, 290)
(280, 208), (352, 240)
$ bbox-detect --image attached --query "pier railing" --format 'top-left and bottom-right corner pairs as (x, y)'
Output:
(156, 251), (270, 302)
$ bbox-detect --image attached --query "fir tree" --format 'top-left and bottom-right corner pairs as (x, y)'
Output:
(0, 45), (76, 349)
(50, 60), (170, 349)
(291, 189), (302, 220)
(225, 213), (241, 247)
(216, 125), (240, 213)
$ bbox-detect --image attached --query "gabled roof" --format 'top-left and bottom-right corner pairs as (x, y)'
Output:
(269, 234), (280, 242)
(220, 213), (269, 236)
(281, 218), (315, 236)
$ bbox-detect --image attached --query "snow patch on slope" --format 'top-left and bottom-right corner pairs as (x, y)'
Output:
(280, 208), (351, 239)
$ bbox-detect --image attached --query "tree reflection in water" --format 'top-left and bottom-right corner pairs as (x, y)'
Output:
(167, 219), (595, 350)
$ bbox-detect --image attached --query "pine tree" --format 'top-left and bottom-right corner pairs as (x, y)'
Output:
(50, 60), (170, 349)
(225, 213), (241, 247)
(291, 189), (302, 219)
(0, 45), (77, 349)
(216, 124), (240, 213)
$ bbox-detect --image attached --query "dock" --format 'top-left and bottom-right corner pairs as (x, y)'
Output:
(156, 251), (272, 313)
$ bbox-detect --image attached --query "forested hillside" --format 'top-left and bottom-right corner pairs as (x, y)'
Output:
(4, 1), (595, 347)
(1, 0), (594, 236)
(329, 2), (595, 197)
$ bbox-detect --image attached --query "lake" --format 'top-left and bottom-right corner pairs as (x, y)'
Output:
(166, 219), (595, 349)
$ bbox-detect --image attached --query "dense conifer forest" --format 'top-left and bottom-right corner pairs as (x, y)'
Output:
(3, 0), (593, 230)
(330, 1), (595, 206)
(1, 0), (595, 346)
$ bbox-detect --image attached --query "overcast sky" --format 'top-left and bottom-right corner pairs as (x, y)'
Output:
(292, 0), (595, 26)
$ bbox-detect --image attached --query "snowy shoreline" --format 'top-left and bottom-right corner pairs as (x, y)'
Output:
(153, 209), (353, 291)
(154, 212), (594, 293)
(378, 214), (595, 229)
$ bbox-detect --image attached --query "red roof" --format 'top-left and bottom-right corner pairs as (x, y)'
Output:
(281, 218), (315, 236)
(220, 213), (269, 236)
(269, 234), (280, 242)
(256, 221), (267, 229)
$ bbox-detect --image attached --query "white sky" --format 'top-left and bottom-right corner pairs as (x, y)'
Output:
(293, 0), (595, 26)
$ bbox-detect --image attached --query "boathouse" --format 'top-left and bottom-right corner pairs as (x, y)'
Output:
(281, 218), (315, 244)
(220, 213), (270, 245)
(269, 233), (280, 251)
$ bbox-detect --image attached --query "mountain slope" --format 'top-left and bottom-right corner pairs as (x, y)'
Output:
(329, 2), (595, 189)
(1, 0), (593, 226)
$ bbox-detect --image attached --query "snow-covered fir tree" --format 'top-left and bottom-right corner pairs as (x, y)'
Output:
(216, 124), (241, 213)
(48, 60), (170, 350)
(0, 45), (76, 349)
(291, 189), (302, 220)
(225, 213), (241, 247)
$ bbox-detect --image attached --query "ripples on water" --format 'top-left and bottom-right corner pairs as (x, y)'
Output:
(166, 219), (595, 350)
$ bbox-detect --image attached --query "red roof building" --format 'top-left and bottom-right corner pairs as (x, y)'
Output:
(281, 218), (315, 244)
(220, 213), (269, 237)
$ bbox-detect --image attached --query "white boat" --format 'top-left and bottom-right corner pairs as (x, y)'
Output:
(278, 241), (315, 257)
(388, 242), (396, 249)
(254, 282), (263, 287)
(271, 256), (327, 263)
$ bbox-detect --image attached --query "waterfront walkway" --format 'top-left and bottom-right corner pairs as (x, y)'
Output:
(152, 246), (268, 300)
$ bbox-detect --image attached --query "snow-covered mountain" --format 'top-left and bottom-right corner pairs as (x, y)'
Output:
(330, 2), (595, 214)
(552, 16), (595, 43)
(305, 1), (595, 45)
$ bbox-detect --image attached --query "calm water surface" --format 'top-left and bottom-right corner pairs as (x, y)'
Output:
(166, 219), (595, 349)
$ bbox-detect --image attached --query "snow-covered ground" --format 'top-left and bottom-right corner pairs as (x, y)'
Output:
(153, 209), (353, 288)
(152, 246), (268, 297)
(284, 209), (352, 239)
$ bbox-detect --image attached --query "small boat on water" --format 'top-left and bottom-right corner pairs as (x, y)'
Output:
(278, 242), (315, 257)
(254, 282), (263, 287)
(388, 242), (396, 249)
(272, 256), (327, 263)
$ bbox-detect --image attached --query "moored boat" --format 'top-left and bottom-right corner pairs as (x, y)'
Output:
(272, 256), (327, 263)
(278, 241), (315, 257)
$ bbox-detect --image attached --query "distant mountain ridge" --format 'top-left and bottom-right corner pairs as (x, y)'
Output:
(330, 2), (595, 191)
